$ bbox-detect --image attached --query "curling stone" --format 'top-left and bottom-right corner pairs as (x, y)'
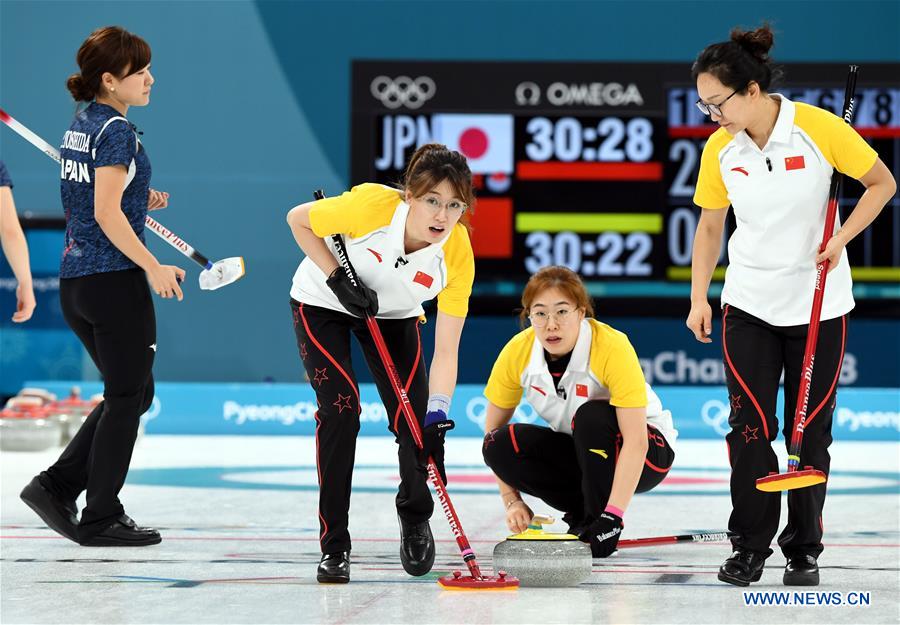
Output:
(17, 387), (57, 404)
(492, 514), (592, 587)
(0, 407), (63, 451)
(5, 395), (45, 410)
(51, 388), (99, 443)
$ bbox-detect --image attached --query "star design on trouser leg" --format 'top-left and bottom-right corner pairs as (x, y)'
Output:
(313, 367), (329, 386)
(333, 393), (353, 413)
(300, 342), (308, 360)
(742, 424), (759, 443)
(482, 429), (497, 452)
(730, 393), (742, 410)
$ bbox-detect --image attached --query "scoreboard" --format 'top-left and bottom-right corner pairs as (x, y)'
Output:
(351, 62), (900, 305)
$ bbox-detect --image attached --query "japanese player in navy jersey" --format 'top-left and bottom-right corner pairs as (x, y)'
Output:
(20, 26), (185, 548)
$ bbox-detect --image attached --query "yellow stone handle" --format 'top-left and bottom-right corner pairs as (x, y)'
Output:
(527, 514), (555, 529)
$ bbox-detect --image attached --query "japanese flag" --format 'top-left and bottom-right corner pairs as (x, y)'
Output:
(432, 114), (514, 175)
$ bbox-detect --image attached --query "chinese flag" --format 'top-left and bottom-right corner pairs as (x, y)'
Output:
(413, 271), (433, 288)
(469, 197), (513, 258)
(785, 155), (806, 171)
(576, 384), (588, 397)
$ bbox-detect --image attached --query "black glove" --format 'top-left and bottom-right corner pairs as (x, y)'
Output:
(579, 511), (624, 558)
(326, 267), (378, 317)
(418, 408), (455, 484)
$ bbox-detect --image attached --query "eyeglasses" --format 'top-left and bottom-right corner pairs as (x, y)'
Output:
(695, 88), (741, 118)
(420, 194), (468, 216)
(528, 308), (577, 328)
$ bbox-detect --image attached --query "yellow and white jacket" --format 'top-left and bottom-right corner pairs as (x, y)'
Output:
(485, 318), (677, 449)
(290, 183), (475, 319)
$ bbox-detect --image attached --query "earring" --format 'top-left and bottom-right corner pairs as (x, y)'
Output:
(110, 87), (116, 92)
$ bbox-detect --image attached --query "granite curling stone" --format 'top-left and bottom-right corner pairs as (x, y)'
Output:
(492, 515), (592, 587)
(0, 406), (63, 451)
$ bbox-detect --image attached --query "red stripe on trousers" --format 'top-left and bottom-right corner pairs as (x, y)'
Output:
(299, 303), (353, 551)
(298, 302), (360, 409)
(644, 458), (670, 473)
(393, 321), (422, 433)
(644, 428), (671, 473)
(508, 424), (520, 453)
(804, 314), (846, 429)
(722, 305), (770, 440)
(314, 411), (328, 545)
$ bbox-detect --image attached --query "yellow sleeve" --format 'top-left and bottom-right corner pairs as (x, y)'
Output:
(693, 128), (733, 209)
(308, 183), (401, 238)
(589, 321), (648, 408)
(794, 102), (879, 179)
(436, 225), (475, 318)
(484, 330), (534, 409)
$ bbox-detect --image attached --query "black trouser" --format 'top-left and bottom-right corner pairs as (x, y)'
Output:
(291, 300), (432, 554)
(722, 305), (847, 559)
(42, 268), (156, 540)
(482, 400), (674, 528)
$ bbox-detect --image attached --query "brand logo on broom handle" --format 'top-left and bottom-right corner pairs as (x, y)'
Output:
(694, 532), (730, 542)
(843, 96), (855, 124)
(796, 355), (816, 433)
(147, 220), (189, 253)
(430, 463), (463, 540)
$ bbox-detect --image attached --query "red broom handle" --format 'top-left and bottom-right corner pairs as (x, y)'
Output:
(786, 65), (859, 471)
(618, 531), (735, 549)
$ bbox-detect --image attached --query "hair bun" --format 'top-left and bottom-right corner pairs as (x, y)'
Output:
(66, 73), (93, 101)
(730, 25), (774, 61)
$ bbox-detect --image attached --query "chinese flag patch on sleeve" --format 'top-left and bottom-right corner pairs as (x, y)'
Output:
(413, 271), (434, 288)
(784, 155), (806, 171)
(575, 383), (588, 397)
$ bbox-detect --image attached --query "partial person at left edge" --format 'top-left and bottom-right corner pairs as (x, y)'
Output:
(0, 160), (36, 322)
(19, 25), (184, 548)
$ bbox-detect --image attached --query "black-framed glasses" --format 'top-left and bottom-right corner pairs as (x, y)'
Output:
(696, 88), (741, 118)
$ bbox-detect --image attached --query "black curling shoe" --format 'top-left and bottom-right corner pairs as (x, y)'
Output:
(20, 476), (79, 543)
(718, 549), (767, 586)
(398, 516), (435, 576)
(317, 551), (350, 583)
(80, 515), (161, 547)
(784, 554), (819, 586)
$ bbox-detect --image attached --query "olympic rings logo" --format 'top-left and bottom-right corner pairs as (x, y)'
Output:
(370, 75), (436, 109)
(701, 399), (731, 436)
(466, 397), (540, 429)
(515, 81), (541, 106)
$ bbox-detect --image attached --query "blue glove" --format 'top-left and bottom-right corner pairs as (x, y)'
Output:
(419, 394), (455, 484)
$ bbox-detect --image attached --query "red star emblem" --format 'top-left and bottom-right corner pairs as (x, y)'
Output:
(313, 367), (328, 386)
(730, 394), (742, 410)
(742, 424), (759, 443)
(300, 342), (308, 360)
(333, 393), (353, 413)
(482, 429), (497, 452)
